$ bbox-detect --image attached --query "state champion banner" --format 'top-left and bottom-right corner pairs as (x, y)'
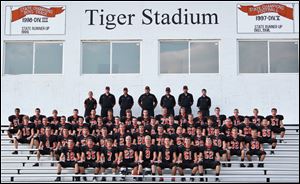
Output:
(5, 5), (66, 35)
(237, 3), (298, 33)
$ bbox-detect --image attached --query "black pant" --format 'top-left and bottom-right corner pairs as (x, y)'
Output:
(120, 108), (130, 118)
(167, 108), (175, 116)
(84, 110), (91, 118)
(141, 109), (154, 117)
(182, 106), (192, 115)
(200, 109), (210, 117)
(101, 108), (113, 117)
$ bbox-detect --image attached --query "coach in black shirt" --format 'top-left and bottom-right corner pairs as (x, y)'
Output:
(178, 85), (194, 115)
(84, 91), (97, 118)
(138, 86), (158, 117)
(99, 86), (116, 117)
(160, 87), (176, 116)
(197, 89), (211, 117)
(119, 87), (134, 117)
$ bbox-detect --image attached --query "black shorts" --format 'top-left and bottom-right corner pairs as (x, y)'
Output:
(230, 149), (242, 156)
(119, 161), (138, 168)
(102, 162), (117, 169)
(79, 161), (99, 168)
(158, 162), (176, 169)
(247, 150), (266, 156)
(178, 162), (198, 169)
(200, 160), (220, 169)
(8, 128), (18, 134)
(59, 161), (77, 168)
(261, 137), (277, 144)
(39, 148), (51, 155)
(140, 161), (153, 168)
(272, 127), (285, 133)
(16, 137), (31, 143)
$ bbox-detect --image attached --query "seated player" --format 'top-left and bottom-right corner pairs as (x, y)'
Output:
(12, 116), (35, 154)
(226, 128), (246, 167)
(210, 107), (226, 127)
(29, 108), (46, 126)
(229, 109), (244, 127)
(193, 111), (208, 128)
(198, 138), (221, 182)
(100, 138), (118, 181)
(220, 118), (233, 137)
(266, 108), (285, 139)
(55, 138), (81, 181)
(68, 109), (83, 125)
(210, 128), (227, 167)
(258, 119), (277, 154)
(33, 126), (57, 167)
(177, 137), (199, 182)
(238, 116), (255, 139)
(249, 108), (264, 127)
(117, 135), (139, 181)
(138, 135), (157, 181)
(79, 136), (100, 182)
(157, 136), (177, 182)
(246, 129), (266, 167)
(7, 108), (24, 140)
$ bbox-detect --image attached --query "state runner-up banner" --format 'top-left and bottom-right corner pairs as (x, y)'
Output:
(237, 3), (299, 33)
(5, 5), (66, 35)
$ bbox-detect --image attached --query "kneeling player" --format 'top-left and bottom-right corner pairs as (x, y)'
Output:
(55, 138), (80, 181)
(157, 136), (177, 182)
(100, 138), (118, 181)
(246, 129), (266, 167)
(258, 119), (277, 154)
(79, 136), (100, 181)
(138, 135), (157, 181)
(199, 138), (221, 182)
(177, 137), (198, 182)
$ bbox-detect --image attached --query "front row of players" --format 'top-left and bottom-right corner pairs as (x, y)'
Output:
(54, 128), (267, 182)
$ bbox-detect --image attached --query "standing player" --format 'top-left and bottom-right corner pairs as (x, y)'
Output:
(178, 85), (194, 115)
(118, 87), (134, 118)
(99, 86), (116, 118)
(138, 86), (158, 117)
(160, 87), (176, 116)
(196, 89), (211, 117)
(84, 91), (97, 118)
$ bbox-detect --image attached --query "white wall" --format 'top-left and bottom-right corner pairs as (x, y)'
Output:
(1, 1), (299, 124)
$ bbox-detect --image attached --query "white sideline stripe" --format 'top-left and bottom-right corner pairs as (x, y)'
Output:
(1, 174), (299, 178)
(1, 160), (299, 164)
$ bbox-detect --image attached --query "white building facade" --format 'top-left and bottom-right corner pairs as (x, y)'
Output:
(1, 1), (299, 124)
